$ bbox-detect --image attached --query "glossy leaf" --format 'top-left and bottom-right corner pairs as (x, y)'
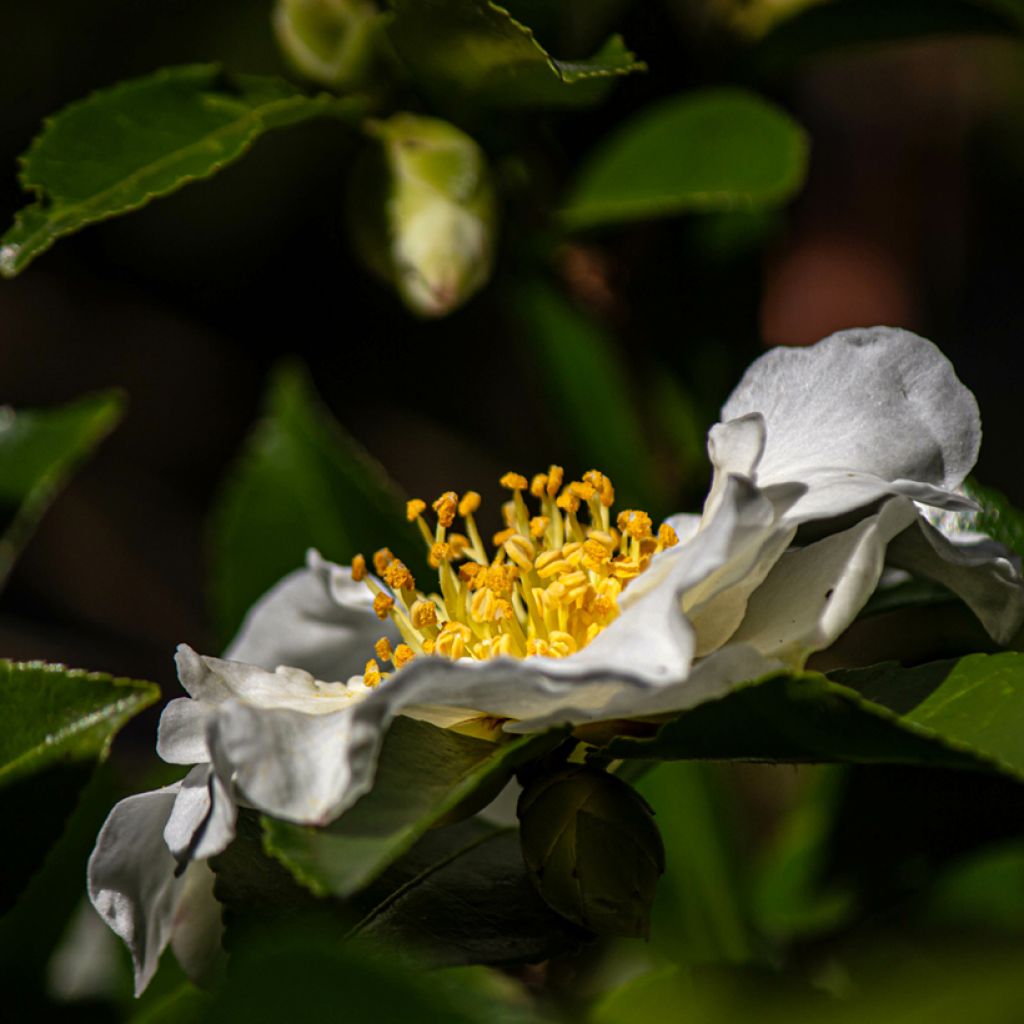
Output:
(263, 716), (558, 898)
(965, 478), (1024, 562)
(0, 661), (159, 911)
(209, 362), (420, 644)
(1, 65), (364, 277)
(386, 0), (645, 108)
(518, 767), (664, 938)
(561, 89), (808, 229)
(0, 391), (122, 589)
(352, 821), (589, 965)
(606, 654), (1024, 782)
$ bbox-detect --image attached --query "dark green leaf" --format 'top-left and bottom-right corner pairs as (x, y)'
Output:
(606, 654), (1024, 782)
(515, 281), (661, 509)
(1, 65), (365, 277)
(0, 391), (122, 589)
(386, 0), (645, 108)
(0, 660), (158, 912)
(209, 361), (421, 644)
(263, 715), (559, 898)
(561, 89), (808, 229)
(518, 767), (664, 938)
(964, 478), (1024, 562)
(353, 821), (589, 965)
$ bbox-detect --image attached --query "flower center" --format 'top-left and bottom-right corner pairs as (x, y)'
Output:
(352, 467), (678, 685)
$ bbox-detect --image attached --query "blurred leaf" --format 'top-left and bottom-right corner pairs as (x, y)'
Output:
(263, 717), (558, 898)
(561, 89), (808, 229)
(353, 821), (590, 965)
(922, 839), (1024, 931)
(515, 281), (660, 508)
(0, 661), (159, 912)
(637, 763), (761, 962)
(518, 767), (664, 938)
(753, 0), (1024, 73)
(210, 361), (421, 645)
(0, 391), (122, 590)
(131, 982), (211, 1024)
(964, 478), (1024, 561)
(606, 654), (1024, 781)
(1, 64), (365, 277)
(386, 0), (645, 108)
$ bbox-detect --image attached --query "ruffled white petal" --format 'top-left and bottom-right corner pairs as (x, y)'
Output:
(87, 784), (185, 996)
(720, 327), (981, 523)
(887, 515), (1024, 644)
(169, 861), (225, 989)
(224, 549), (398, 681)
(163, 765), (237, 864)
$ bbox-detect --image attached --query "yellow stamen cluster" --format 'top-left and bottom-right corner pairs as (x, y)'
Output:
(355, 467), (679, 686)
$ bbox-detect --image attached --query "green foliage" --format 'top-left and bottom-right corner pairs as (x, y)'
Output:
(0, 391), (122, 589)
(263, 716), (559, 898)
(386, 0), (645, 108)
(965, 478), (1024, 561)
(516, 281), (660, 509)
(518, 766), (665, 938)
(0, 661), (158, 912)
(561, 89), (809, 229)
(607, 655), (1024, 781)
(0, 65), (364, 277)
(209, 362), (421, 644)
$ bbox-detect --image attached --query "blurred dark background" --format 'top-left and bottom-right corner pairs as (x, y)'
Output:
(2, 0), (1022, 696)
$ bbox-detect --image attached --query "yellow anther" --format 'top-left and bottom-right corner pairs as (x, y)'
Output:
(484, 564), (518, 595)
(448, 533), (470, 558)
(529, 516), (550, 539)
(658, 523), (680, 548)
(549, 631), (578, 658)
(383, 559), (416, 592)
(436, 621), (472, 659)
(351, 554), (367, 581)
(534, 550), (565, 576)
(527, 638), (550, 656)
(406, 499), (427, 522)
(375, 637), (393, 662)
(617, 509), (653, 540)
(610, 557), (641, 580)
(584, 538), (612, 562)
(590, 593), (615, 619)
(364, 659), (382, 687)
(373, 547), (395, 576)
(639, 538), (658, 558)
(433, 491), (458, 528)
(530, 474), (547, 498)
(423, 638), (436, 655)
(556, 491), (580, 514)
(394, 644), (415, 668)
(501, 501), (516, 528)
(600, 477), (615, 507)
(459, 563), (483, 584)
(411, 599), (438, 629)
(429, 542), (452, 568)
(470, 588), (497, 623)
(546, 465), (564, 497)
(504, 534), (536, 571)
(458, 491), (481, 517)
(500, 472), (528, 491)
(494, 633), (515, 656)
(493, 598), (514, 622)
(570, 480), (596, 501)
(493, 527), (515, 547)
(587, 530), (616, 550)
(373, 593), (395, 619)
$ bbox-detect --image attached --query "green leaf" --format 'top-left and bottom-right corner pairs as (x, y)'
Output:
(209, 361), (421, 644)
(386, 0), (645, 108)
(263, 716), (559, 898)
(352, 821), (589, 965)
(518, 767), (664, 938)
(561, 89), (809, 229)
(515, 281), (661, 509)
(0, 661), (159, 911)
(1, 64), (365, 277)
(964, 478), (1024, 562)
(0, 391), (122, 588)
(606, 654), (1024, 782)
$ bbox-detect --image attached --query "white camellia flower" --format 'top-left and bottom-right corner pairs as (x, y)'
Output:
(89, 327), (1024, 993)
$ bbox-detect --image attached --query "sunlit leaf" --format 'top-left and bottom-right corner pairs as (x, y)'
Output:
(1, 65), (364, 276)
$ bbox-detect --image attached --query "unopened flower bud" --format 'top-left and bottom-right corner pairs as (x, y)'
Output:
(273, 0), (382, 90)
(351, 113), (498, 318)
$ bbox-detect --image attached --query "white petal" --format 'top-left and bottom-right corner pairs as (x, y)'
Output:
(887, 516), (1024, 644)
(87, 785), (184, 996)
(224, 549), (398, 681)
(729, 498), (918, 664)
(169, 861), (225, 989)
(156, 698), (213, 765)
(721, 327), (981, 522)
(163, 765), (237, 864)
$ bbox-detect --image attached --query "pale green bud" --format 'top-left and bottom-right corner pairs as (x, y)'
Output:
(518, 767), (665, 938)
(273, 0), (381, 90)
(352, 113), (498, 318)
